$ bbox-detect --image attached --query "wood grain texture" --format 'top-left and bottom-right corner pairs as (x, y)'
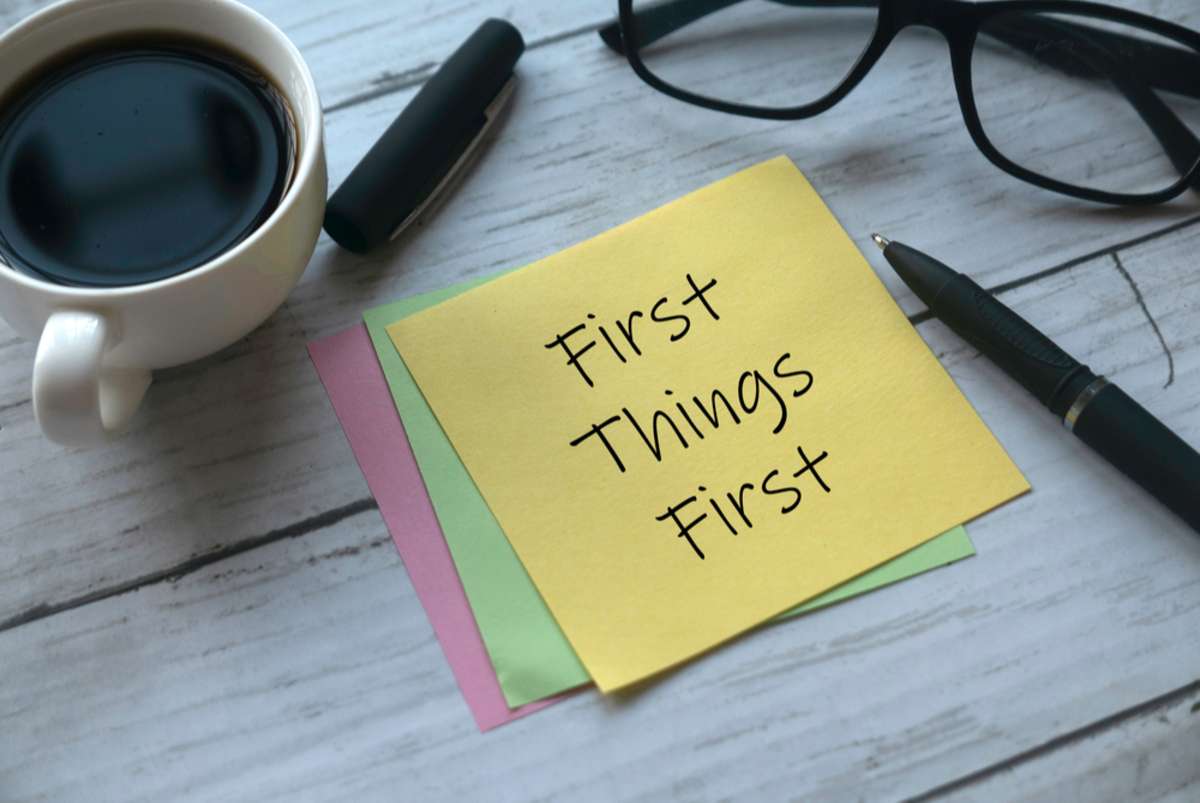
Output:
(0, 0), (608, 111)
(3, 1), (1200, 799)
(922, 681), (1200, 802)
(5, 235), (1200, 801)
(6, 0), (1200, 630)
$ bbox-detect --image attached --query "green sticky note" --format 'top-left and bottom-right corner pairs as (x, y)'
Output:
(779, 526), (972, 616)
(366, 281), (975, 708)
(366, 283), (591, 707)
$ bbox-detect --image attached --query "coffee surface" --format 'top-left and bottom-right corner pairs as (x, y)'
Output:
(0, 39), (294, 287)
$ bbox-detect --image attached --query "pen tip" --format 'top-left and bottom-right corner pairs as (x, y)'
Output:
(871, 233), (890, 251)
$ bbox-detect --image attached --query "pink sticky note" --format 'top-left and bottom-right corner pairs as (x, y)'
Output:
(309, 325), (570, 731)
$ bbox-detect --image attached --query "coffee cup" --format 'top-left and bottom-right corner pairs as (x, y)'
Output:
(0, 0), (326, 447)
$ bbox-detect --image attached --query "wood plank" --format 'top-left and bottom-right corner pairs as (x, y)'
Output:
(5, 1), (1196, 116)
(246, 0), (616, 112)
(5, 2), (1199, 797)
(0, 311), (371, 629)
(4, 238), (1199, 801)
(0, 0), (610, 111)
(0, 0), (58, 31)
(934, 683), (1200, 803)
(6, 0), (1200, 638)
(296, 0), (1200, 324)
(1107, 224), (1200, 403)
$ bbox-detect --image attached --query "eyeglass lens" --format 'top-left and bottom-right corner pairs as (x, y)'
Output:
(972, 11), (1200, 196)
(630, 1), (1200, 198)
(631, 0), (880, 109)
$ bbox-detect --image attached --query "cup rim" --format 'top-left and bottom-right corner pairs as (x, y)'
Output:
(0, 0), (324, 299)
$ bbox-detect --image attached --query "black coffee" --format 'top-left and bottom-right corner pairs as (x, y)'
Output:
(0, 36), (295, 287)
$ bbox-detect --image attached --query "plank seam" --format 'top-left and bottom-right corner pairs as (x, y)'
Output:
(902, 677), (1200, 802)
(323, 20), (607, 115)
(5, 210), (1194, 416)
(3, 212), (1200, 627)
(907, 212), (1200, 325)
(0, 497), (378, 634)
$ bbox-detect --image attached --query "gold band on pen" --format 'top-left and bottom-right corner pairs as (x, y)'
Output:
(1063, 377), (1110, 432)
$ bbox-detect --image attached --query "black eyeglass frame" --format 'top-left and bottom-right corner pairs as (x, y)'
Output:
(613, 0), (1200, 205)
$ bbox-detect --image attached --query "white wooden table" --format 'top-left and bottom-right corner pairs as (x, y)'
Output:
(3, 2), (1200, 800)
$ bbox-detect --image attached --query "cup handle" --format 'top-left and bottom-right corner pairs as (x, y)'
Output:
(32, 310), (151, 447)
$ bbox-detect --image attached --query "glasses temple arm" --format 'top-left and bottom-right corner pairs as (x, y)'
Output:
(986, 15), (1200, 180)
(982, 16), (1200, 100)
(1017, 20), (1200, 100)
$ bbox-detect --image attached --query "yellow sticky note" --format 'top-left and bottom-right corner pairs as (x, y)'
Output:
(389, 157), (1028, 692)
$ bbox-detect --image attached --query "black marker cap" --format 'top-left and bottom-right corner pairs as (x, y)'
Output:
(323, 19), (524, 253)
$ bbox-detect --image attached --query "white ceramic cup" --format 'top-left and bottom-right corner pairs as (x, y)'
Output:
(0, 0), (326, 447)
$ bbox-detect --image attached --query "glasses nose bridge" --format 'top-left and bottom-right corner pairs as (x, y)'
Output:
(890, 0), (974, 35)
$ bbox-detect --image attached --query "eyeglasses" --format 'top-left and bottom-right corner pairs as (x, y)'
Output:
(601, 1), (1200, 205)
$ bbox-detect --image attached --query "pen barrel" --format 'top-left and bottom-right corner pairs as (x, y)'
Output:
(934, 275), (1094, 413)
(1072, 383), (1200, 534)
(324, 19), (524, 252)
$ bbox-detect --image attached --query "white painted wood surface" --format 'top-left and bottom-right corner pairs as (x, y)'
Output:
(2, 1), (1199, 800)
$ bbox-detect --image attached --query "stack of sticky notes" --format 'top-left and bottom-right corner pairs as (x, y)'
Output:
(309, 157), (1028, 731)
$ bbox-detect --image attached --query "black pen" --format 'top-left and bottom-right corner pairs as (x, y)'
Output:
(324, 19), (525, 253)
(872, 234), (1200, 535)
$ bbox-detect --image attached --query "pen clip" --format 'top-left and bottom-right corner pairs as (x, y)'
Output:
(388, 76), (516, 242)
